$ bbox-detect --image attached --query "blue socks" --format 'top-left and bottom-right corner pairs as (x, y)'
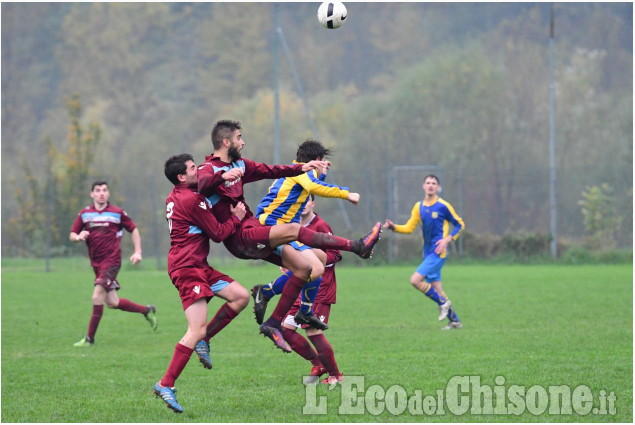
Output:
(262, 270), (292, 300)
(262, 271), (322, 315)
(419, 281), (447, 305)
(299, 278), (322, 315)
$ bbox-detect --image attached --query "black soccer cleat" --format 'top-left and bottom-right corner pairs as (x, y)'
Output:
(251, 285), (269, 325)
(294, 310), (329, 331)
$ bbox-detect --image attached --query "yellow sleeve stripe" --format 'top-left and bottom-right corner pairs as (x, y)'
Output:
(393, 202), (421, 234)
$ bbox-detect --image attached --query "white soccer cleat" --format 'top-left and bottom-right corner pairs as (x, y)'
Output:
(438, 300), (452, 321)
(441, 321), (463, 330)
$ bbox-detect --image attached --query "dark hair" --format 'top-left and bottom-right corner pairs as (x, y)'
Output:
(164, 154), (194, 185)
(424, 174), (440, 184)
(91, 181), (108, 191)
(211, 120), (241, 150)
(296, 139), (331, 163)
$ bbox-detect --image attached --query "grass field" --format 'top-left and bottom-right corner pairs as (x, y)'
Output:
(1, 258), (632, 422)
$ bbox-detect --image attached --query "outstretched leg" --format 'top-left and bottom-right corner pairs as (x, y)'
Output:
(268, 222), (382, 259)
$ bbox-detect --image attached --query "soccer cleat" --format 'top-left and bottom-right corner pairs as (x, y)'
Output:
(153, 382), (183, 413)
(321, 373), (344, 386)
(194, 340), (212, 369)
(259, 321), (292, 353)
(294, 310), (328, 331)
(145, 304), (158, 330)
(355, 222), (382, 259)
(441, 321), (463, 330)
(438, 300), (452, 321)
(303, 365), (327, 385)
(251, 285), (269, 325)
(73, 336), (94, 347)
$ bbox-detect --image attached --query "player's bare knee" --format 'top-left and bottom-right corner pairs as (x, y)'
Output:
(188, 325), (207, 342)
(410, 278), (422, 289)
(312, 263), (325, 278)
(105, 300), (118, 309)
(234, 288), (250, 311)
(298, 264), (313, 281)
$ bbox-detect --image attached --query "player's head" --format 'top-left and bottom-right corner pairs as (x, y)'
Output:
(212, 120), (244, 162)
(165, 154), (196, 186)
(301, 194), (316, 218)
(90, 181), (109, 204)
(296, 139), (331, 163)
(423, 174), (441, 195)
(91, 180), (108, 191)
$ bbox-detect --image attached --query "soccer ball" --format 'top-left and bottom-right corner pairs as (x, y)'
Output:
(317, 2), (347, 29)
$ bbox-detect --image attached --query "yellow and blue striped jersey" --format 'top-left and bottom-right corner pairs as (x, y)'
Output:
(393, 196), (464, 259)
(256, 161), (349, 225)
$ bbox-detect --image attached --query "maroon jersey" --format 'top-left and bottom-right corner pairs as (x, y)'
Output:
(166, 184), (241, 274)
(71, 203), (136, 268)
(306, 213), (341, 304)
(197, 155), (304, 223)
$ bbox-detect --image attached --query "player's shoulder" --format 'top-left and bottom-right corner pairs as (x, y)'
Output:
(310, 214), (332, 233)
(437, 197), (454, 208)
(106, 203), (125, 213)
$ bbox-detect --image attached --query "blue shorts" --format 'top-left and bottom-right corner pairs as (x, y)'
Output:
(274, 241), (312, 256)
(416, 255), (446, 283)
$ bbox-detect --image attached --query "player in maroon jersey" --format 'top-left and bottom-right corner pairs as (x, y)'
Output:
(70, 181), (157, 347)
(197, 119), (382, 353)
(153, 153), (248, 413)
(278, 196), (344, 385)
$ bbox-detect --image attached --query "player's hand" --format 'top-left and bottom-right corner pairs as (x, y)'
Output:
(130, 252), (142, 265)
(347, 192), (360, 205)
(76, 230), (90, 241)
(382, 219), (395, 230)
(434, 236), (452, 255)
(302, 160), (331, 173)
(231, 202), (247, 220)
(222, 168), (243, 181)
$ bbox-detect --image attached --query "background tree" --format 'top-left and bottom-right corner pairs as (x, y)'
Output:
(2, 3), (631, 258)
(5, 94), (101, 257)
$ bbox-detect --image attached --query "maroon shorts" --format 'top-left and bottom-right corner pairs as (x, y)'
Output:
(169, 266), (234, 311)
(224, 217), (274, 260)
(284, 300), (332, 330)
(92, 265), (121, 291)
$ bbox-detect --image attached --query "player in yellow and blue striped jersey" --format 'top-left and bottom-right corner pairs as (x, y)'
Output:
(251, 139), (375, 330)
(256, 139), (359, 225)
(383, 174), (464, 330)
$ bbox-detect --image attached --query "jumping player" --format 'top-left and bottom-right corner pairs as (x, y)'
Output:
(383, 174), (464, 329)
(251, 139), (360, 330)
(70, 181), (157, 347)
(153, 154), (248, 413)
(197, 120), (381, 352)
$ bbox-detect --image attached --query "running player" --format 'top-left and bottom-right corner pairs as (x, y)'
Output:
(70, 181), (157, 347)
(383, 174), (464, 329)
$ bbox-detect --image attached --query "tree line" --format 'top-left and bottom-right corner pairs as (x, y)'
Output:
(2, 3), (632, 259)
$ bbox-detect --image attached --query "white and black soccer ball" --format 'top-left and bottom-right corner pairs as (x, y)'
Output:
(317, 1), (347, 29)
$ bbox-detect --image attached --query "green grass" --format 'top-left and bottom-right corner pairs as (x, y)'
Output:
(1, 258), (632, 422)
